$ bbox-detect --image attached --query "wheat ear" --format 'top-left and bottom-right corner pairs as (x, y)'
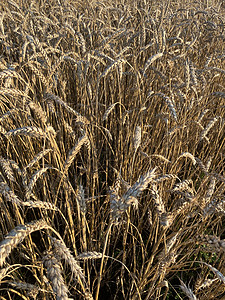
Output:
(179, 279), (197, 300)
(63, 134), (90, 173)
(50, 237), (85, 282)
(43, 252), (69, 300)
(0, 220), (49, 267)
(5, 126), (46, 138)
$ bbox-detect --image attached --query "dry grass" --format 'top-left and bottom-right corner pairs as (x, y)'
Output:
(0, 0), (225, 299)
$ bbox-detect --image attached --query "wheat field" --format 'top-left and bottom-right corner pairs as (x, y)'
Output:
(0, 0), (225, 299)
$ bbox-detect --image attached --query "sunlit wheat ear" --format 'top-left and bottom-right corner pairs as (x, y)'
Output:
(84, 289), (94, 300)
(204, 54), (213, 68)
(176, 89), (186, 103)
(89, 53), (108, 65)
(5, 126), (46, 138)
(0, 109), (18, 123)
(24, 149), (52, 171)
(176, 152), (196, 166)
(0, 220), (49, 267)
(157, 93), (177, 122)
(202, 263), (225, 285)
(109, 178), (126, 224)
(46, 97), (55, 113)
(150, 183), (165, 218)
(198, 109), (210, 123)
(28, 101), (47, 124)
(189, 60), (198, 86)
(122, 195), (138, 210)
(150, 154), (171, 164)
(86, 81), (92, 100)
(8, 281), (40, 298)
(28, 62), (48, 87)
(76, 184), (86, 214)
(0, 181), (21, 206)
(202, 197), (224, 217)
(194, 157), (208, 173)
(160, 212), (174, 228)
(112, 168), (131, 191)
(159, 233), (179, 259)
(75, 115), (90, 126)
(63, 120), (75, 136)
(0, 69), (19, 80)
(114, 168), (158, 217)
(123, 167), (157, 200)
(179, 279), (197, 300)
(102, 102), (125, 121)
(143, 52), (163, 74)
(77, 32), (86, 55)
(199, 117), (218, 142)
(50, 237), (85, 282)
(103, 103), (117, 121)
(63, 134), (90, 174)
(171, 179), (193, 193)
(100, 58), (125, 79)
(43, 252), (69, 300)
(205, 156), (212, 172)
(26, 167), (50, 199)
(0, 157), (15, 182)
(45, 125), (57, 138)
(102, 127), (113, 141)
(172, 196), (196, 218)
(109, 189), (124, 224)
(158, 250), (177, 278)
(0, 125), (6, 135)
(154, 174), (177, 184)
(8, 159), (22, 177)
(44, 93), (81, 117)
(203, 177), (216, 206)
(195, 234), (225, 254)
(133, 125), (141, 153)
(22, 200), (59, 211)
(27, 35), (51, 67)
(195, 278), (218, 291)
(76, 251), (103, 260)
